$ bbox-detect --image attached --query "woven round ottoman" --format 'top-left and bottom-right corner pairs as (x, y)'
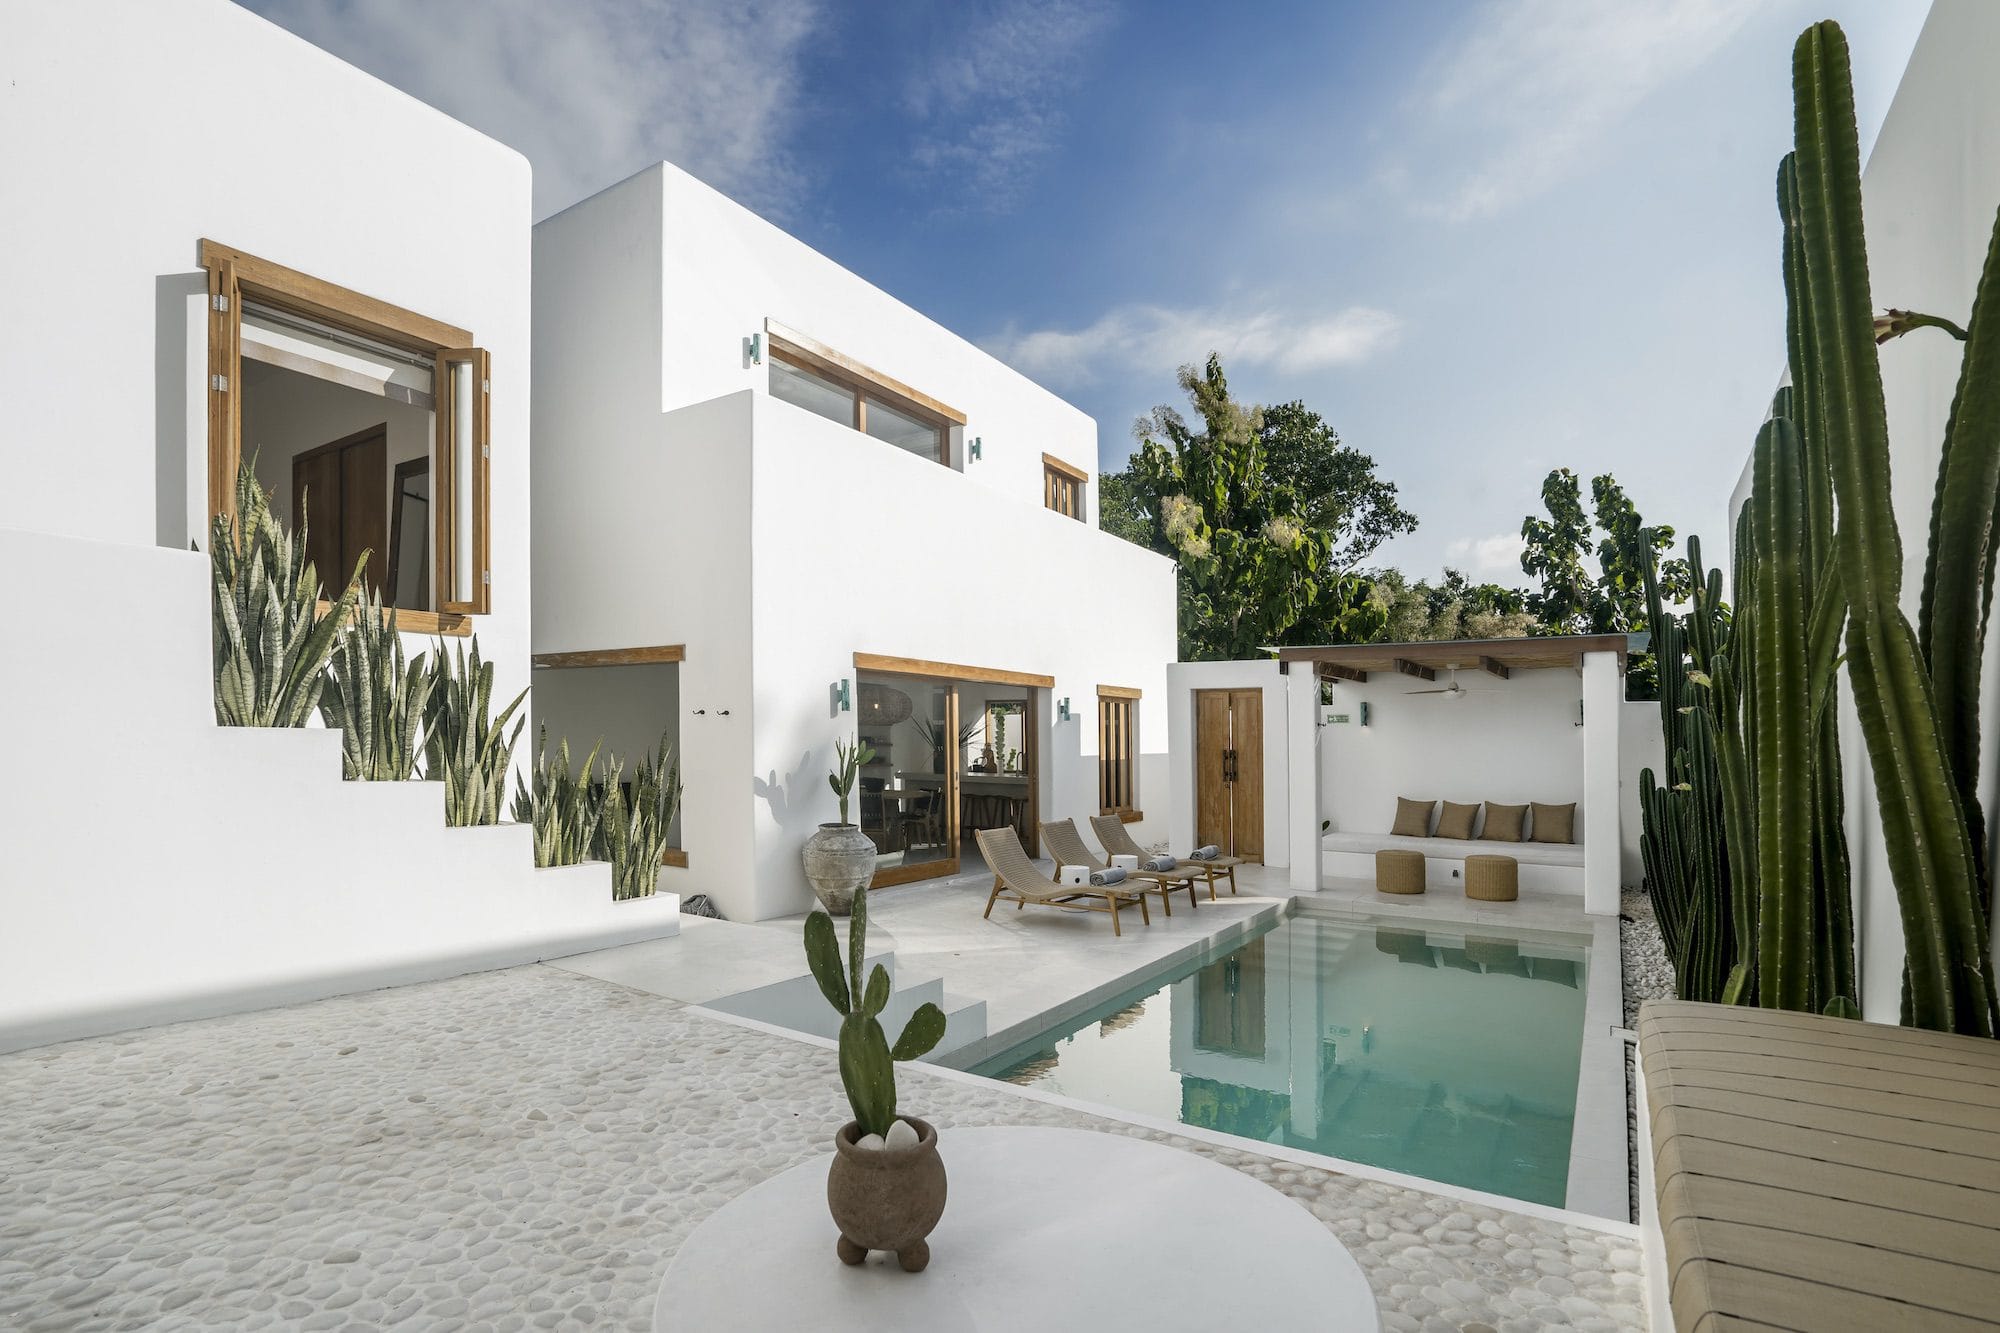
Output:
(1375, 849), (1426, 895)
(1465, 854), (1518, 902)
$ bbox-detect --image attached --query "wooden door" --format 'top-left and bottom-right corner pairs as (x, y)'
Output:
(1195, 688), (1264, 863)
(1196, 690), (1232, 853)
(291, 424), (388, 598)
(1229, 690), (1264, 862)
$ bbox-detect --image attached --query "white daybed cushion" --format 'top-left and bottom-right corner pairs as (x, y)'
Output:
(1321, 830), (1585, 868)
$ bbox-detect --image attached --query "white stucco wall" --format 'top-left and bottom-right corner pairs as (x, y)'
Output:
(0, 0), (535, 743)
(748, 394), (1177, 919)
(1620, 699), (1666, 890)
(1725, 0), (2000, 1019)
(1319, 668), (1588, 842)
(1164, 660), (1292, 868)
(646, 164), (1100, 520)
(533, 165), (1177, 921)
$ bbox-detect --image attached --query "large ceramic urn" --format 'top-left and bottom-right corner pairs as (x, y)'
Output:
(802, 822), (875, 916)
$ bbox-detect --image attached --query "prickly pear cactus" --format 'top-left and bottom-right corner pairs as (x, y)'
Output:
(804, 885), (948, 1136)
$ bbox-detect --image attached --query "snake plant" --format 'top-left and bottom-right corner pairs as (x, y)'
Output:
(423, 637), (526, 827)
(510, 727), (609, 867)
(319, 589), (432, 780)
(211, 459), (364, 727)
(601, 730), (681, 900)
(803, 885), (948, 1137)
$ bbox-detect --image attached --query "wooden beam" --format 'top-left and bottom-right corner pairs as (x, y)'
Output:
(1317, 663), (1367, 683)
(1097, 684), (1142, 700)
(1393, 659), (1436, 682)
(1477, 656), (1511, 680)
(854, 652), (1054, 690)
(534, 644), (686, 669)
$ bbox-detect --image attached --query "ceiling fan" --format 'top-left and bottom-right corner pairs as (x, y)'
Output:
(1409, 665), (1481, 700)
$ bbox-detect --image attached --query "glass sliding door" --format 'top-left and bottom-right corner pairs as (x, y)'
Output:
(857, 671), (959, 888)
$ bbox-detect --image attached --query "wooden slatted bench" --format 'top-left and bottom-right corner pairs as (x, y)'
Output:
(1635, 999), (2000, 1331)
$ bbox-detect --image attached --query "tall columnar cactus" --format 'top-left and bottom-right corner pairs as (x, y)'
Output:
(1639, 536), (1738, 1003)
(320, 589), (432, 781)
(804, 886), (947, 1137)
(1791, 21), (1997, 1034)
(211, 459), (364, 728)
(423, 637), (527, 827)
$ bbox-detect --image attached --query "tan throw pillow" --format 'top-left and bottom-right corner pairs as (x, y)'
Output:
(1435, 800), (1478, 840)
(1390, 797), (1435, 838)
(1532, 802), (1577, 844)
(1480, 802), (1527, 843)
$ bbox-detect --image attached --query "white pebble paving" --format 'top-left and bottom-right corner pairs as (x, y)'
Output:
(0, 964), (1644, 1330)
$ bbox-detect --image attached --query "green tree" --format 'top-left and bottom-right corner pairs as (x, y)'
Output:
(1521, 469), (1692, 633)
(1256, 401), (1417, 571)
(1520, 468), (1695, 697)
(1102, 355), (1402, 659)
(1370, 568), (1537, 642)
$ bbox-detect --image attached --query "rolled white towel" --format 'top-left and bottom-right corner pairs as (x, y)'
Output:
(1189, 845), (1221, 860)
(1089, 866), (1128, 886)
(1143, 855), (1177, 872)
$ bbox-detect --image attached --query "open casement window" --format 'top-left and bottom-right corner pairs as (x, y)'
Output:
(764, 321), (963, 467)
(199, 239), (488, 633)
(1043, 453), (1086, 521)
(1098, 686), (1141, 820)
(434, 348), (490, 614)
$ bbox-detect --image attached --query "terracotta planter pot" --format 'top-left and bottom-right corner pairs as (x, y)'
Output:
(826, 1117), (947, 1272)
(803, 822), (875, 916)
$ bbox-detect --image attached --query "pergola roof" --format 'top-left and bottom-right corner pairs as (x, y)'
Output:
(1274, 634), (1630, 682)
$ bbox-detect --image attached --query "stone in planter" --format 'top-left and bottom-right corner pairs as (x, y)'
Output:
(827, 1116), (946, 1272)
(802, 822), (875, 916)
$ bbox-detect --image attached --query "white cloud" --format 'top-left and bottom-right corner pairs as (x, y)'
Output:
(902, 0), (1117, 207)
(1443, 531), (1527, 582)
(243, 0), (821, 220)
(985, 303), (1404, 388)
(1415, 0), (1760, 221)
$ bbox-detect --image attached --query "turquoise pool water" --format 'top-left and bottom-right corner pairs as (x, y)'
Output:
(970, 907), (1590, 1207)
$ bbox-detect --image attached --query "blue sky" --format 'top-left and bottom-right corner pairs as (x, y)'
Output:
(246, 0), (1931, 583)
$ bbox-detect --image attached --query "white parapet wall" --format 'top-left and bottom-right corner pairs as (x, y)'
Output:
(0, 529), (679, 1054)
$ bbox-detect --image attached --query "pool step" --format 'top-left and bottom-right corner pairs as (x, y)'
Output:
(702, 953), (989, 1058)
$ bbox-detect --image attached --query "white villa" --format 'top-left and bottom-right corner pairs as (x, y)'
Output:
(3, 2), (1999, 1330)
(529, 162), (1176, 923)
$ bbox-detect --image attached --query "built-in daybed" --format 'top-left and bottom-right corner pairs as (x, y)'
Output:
(1321, 831), (1585, 893)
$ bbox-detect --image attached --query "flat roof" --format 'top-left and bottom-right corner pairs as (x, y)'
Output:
(1274, 634), (1629, 680)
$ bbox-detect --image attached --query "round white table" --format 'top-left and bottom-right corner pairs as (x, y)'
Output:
(654, 1126), (1379, 1331)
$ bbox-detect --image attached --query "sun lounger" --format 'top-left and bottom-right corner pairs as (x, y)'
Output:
(1042, 819), (1200, 915)
(974, 826), (1148, 936)
(1090, 815), (1243, 900)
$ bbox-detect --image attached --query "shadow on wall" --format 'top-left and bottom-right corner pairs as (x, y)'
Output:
(754, 748), (824, 842)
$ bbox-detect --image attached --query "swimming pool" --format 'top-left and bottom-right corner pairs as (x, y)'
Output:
(969, 905), (1592, 1207)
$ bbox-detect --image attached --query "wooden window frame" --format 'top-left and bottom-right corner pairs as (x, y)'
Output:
(1043, 453), (1087, 521)
(1098, 686), (1141, 821)
(530, 644), (688, 866)
(200, 239), (488, 634)
(766, 321), (963, 466)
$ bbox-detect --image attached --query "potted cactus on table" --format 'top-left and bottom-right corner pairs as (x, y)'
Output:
(802, 737), (877, 915)
(804, 885), (949, 1272)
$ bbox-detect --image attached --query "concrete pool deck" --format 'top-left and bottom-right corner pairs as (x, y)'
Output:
(0, 959), (1644, 1331)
